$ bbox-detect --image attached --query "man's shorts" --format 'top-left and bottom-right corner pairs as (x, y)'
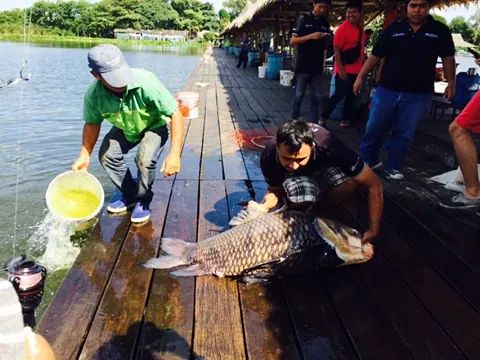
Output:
(282, 167), (350, 206)
(455, 91), (480, 134)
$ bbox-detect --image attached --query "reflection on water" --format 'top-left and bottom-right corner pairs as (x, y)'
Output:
(0, 41), (200, 310)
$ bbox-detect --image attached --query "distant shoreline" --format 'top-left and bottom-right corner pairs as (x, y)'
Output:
(0, 33), (208, 49)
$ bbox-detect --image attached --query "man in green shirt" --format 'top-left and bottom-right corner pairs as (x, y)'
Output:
(72, 44), (184, 224)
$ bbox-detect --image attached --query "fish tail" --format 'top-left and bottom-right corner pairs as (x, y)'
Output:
(141, 238), (196, 269)
(161, 237), (195, 257)
(141, 255), (188, 269)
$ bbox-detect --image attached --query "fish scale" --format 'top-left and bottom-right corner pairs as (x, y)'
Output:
(192, 211), (313, 276)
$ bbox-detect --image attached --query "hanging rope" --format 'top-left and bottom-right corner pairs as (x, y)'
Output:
(12, 8), (32, 255)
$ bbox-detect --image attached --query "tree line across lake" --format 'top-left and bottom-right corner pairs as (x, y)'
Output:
(0, 0), (234, 39)
(0, 0), (478, 47)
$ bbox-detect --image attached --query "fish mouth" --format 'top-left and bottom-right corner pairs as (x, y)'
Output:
(313, 217), (374, 264)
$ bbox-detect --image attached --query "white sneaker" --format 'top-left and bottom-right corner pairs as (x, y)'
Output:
(385, 169), (404, 180)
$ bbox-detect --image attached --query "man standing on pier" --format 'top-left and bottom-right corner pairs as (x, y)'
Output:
(320, 0), (365, 128)
(291, 0), (333, 123)
(72, 44), (184, 224)
(353, 0), (455, 180)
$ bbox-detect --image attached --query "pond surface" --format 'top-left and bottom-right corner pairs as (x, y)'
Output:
(0, 41), (202, 314)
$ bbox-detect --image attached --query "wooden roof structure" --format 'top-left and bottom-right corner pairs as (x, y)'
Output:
(222, 0), (477, 35)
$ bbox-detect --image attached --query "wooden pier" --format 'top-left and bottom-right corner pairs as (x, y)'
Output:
(37, 48), (480, 359)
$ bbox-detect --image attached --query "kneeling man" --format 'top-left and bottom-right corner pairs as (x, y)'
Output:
(234, 120), (383, 243)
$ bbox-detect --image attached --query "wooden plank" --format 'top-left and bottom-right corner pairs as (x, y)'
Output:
(78, 180), (173, 359)
(282, 277), (358, 359)
(333, 204), (462, 358)
(345, 195), (480, 358)
(322, 266), (414, 358)
(223, 87), (266, 181)
(176, 115), (202, 180)
(225, 180), (302, 360)
(193, 180), (246, 359)
(36, 213), (131, 360)
(201, 85), (223, 180)
(137, 179), (198, 360)
(216, 82), (249, 180)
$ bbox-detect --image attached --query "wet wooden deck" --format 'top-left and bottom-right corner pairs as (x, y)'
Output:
(37, 48), (480, 360)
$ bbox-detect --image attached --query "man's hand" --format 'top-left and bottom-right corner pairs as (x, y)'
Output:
(361, 229), (378, 244)
(444, 83), (455, 101)
(161, 152), (181, 177)
(353, 76), (364, 96)
(72, 153), (90, 171)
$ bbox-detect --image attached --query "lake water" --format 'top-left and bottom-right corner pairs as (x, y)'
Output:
(0, 41), (201, 312)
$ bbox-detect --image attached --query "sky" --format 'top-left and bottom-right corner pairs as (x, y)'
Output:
(0, 0), (478, 21)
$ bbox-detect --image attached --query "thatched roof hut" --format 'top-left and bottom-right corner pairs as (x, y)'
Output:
(223, 0), (476, 35)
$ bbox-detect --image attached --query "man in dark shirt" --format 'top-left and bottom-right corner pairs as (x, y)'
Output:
(237, 32), (250, 69)
(291, 0), (333, 123)
(353, 0), (455, 180)
(236, 120), (383, 243)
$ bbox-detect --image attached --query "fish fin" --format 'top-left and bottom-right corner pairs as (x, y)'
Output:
(238, 259), (283, 279)
(141, 255), (188, 269)
(171, 264), (208, 277)
(161, 238), (195, 256)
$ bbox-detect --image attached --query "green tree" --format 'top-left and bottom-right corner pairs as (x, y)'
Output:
(432, 14), (447, 25)
(218, 8), (230, 30)
(0, 9), (24, 33)
(137, 0), (179, 30)
(222, 0), (247, 18)
(449, 16), (475, 44)
(171, 0), (219, 32)
(469, 10), (480, 45)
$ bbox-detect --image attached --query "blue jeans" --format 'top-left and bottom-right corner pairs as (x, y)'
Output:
(291, 73), (323, 122)
(99, 126), (168, 205)
(360, 87), (432, 171)
(322, 73), (358, 122)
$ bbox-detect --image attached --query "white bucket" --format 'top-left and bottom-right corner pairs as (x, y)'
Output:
(258, 65), (267, 79)
(280, 70), (294, 86)
(176, 91), (200, 119)
(45, 170), (104, 222)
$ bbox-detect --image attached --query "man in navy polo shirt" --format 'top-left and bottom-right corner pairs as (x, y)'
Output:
(353, 0), (455, 180)
(291, 0), (333, 123)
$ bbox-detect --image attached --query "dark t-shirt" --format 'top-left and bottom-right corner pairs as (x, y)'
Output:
(372, 15), (455, 93)
(261, 124), (364, 186)
(292, 13), (332, 75)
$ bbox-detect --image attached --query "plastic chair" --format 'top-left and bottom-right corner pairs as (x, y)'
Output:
(431, 72), (479, 121)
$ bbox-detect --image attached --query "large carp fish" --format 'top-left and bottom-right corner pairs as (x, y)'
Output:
(142, 210), (373, 280)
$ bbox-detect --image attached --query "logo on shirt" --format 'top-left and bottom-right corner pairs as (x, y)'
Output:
(305, 24), (313, 28)
(392, 32), (406, 38)
(424, 32), (438, 39)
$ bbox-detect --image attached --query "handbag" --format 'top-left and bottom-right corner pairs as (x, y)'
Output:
(340, 27), (363, 64)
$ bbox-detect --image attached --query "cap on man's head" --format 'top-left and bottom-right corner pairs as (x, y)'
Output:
(88, 44), (134, 88)
(313, 0), (332, 6)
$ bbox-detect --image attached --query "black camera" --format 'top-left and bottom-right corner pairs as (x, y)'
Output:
(3, 255), (47, 327)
